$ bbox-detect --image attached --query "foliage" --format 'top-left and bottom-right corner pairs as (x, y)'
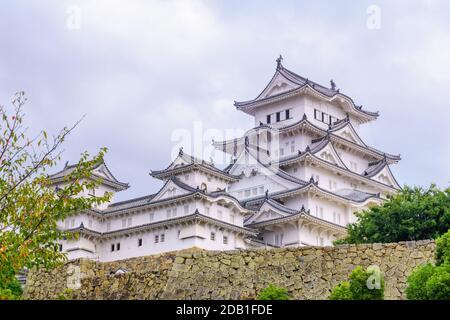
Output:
(335, 185), (450, 244)
(435, 230), (450, 265)
(0, 274), (22, 300)
(406, 230), (450, 300)
(329, 266), (385, 300)
(256, 284), (291, 300)
(0, 92), (109, 297)
(328, 281), (352, 300)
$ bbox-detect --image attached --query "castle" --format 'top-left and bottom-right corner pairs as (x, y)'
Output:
(52, 57), (401, 262)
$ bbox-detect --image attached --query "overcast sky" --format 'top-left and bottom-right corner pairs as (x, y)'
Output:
(0, 0), (449, 201)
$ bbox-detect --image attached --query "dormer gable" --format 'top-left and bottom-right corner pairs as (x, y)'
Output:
(309, 138), (348, 169)
(371, 166), (401, 189)
(149, 177), (197, 203)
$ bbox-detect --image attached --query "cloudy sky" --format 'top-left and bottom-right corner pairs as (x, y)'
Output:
(0, 0), (449, 201)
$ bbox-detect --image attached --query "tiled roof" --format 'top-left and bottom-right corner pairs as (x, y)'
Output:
(67, 211), (257, 238)
(150, 149), (240, 181)
(213, 115), (401, 162)
(49, 160), (129, 191)
(241, 181), (380, 208)
(234, 60), (379, 119)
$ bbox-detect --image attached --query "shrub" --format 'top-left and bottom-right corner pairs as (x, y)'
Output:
(256, 284), (291, 300)
(406, 230), (450, 300)
(329, 282), (352, 300)
(405, 263), (435, 300)
(335, 185), (450, 244)
(435, 230), (450, 265)
(0, 270), (23, 300)
(329, 266), (385, 300)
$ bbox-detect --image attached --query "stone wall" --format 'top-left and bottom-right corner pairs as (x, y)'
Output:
(25, 240), (435, 300)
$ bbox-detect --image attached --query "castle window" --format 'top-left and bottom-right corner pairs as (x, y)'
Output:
(161, 234), (165, 242)
(276, 112), (281, 122)
(285, 109), (291, 120)
(111, 244), (115, 252)
(58, 244), (63, 252)
(266, 114), (271, 124)
(210, 232), (216, 241)
(116, 243), (120, 251)
(314, 108), (339, 125)
(138, 238), (142, 247)
(177, 230), (181, 239)
(223, 236), (228, 245)
(154, 235), (159, 243)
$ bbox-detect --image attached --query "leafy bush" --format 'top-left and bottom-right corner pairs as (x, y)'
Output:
(435, 230), (450, 265)
(0, 266), (23, 300)
(329, 282), (352, 300)
(335, 185), (450, 244)
(405, 263), (435, 300)
(329, 266), (384, 300)
(256, 284), (291, 300)
(406, 229), (450, 300)
(0, 275), (23, 300)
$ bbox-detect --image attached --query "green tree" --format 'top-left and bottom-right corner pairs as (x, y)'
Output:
(0, 92), (109, 298)
(335, 185), (450, 244)
(329, 266), (385, 300)
(406, 229), (450, 300)
(256, 284), (291, 300)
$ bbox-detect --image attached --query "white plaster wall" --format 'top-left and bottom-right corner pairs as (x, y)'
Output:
(254, 96), (306, 127)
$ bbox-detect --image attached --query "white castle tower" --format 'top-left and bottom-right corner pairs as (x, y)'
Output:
(212, 55), (401, 247)
(52, 56), (400, 262)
